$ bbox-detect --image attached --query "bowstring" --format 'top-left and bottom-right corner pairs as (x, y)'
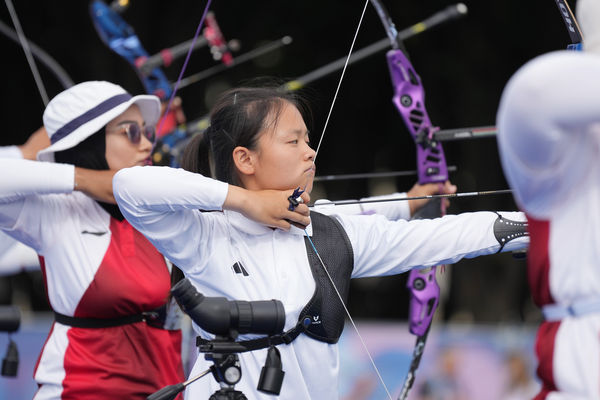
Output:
(303, 232), (393, 400)
(312, 0), (370, 164)
(5, 0), (49, 106)
(303, 1), (394, 399)
(155, 1), (392, 397)
(157, 0), (213, 135)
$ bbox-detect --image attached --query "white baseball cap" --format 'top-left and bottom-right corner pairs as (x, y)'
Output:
(38, 81), (161, 162)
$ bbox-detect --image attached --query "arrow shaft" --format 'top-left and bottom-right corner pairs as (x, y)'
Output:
(177, 36), (292, 89)
(310, 189), (513, 207)
(314, 165), (458, 182)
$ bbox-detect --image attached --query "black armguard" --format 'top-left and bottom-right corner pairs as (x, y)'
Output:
(493, 212), (528, 253)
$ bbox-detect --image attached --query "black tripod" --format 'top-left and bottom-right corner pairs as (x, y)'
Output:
(206, 348), (247, 400)
(209, 386), (246, 400)
(147, 337), (249, 400)
(148, 280), (287, 400)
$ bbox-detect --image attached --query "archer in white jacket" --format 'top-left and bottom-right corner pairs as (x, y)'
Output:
(115, 85), (528, 399)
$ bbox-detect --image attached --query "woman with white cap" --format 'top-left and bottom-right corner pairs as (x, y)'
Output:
(497, 0), (600, 397)
(0, 81), (184, 399)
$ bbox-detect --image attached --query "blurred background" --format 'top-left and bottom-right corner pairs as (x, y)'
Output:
(0, 0), (578, 398)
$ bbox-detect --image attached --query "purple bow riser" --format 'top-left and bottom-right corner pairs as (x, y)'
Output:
(386, 49), (448, 185)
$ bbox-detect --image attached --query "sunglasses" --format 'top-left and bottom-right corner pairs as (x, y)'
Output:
(110, 122), (156, 145)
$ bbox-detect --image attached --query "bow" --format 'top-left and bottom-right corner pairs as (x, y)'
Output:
(366, 3), (581, 397)
(89, 0), (232, 102)
(300, 2), (472, 398)
(368, 1), (454, 398)
(554, 0), (583, 50)
(89, 1), (299, 167)
(89, 0), (232, 141)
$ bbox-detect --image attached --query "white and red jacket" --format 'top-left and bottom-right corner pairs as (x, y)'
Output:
(498, 51), (600, 399)
(0, 158), (183, 400)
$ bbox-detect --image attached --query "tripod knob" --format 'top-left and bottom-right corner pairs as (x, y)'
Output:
(223, 364), (241, 385)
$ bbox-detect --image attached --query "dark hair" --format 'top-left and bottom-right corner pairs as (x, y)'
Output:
(54, 128), (125, 220)
(181, 85), (312, 186)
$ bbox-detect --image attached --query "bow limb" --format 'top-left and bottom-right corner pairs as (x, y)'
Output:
(554, 0), (583, 50)
(89, 0), (174, 100)
(0, 19), (74, 91)
(89, 0), (232, 137)
(89, 1), (232, 100)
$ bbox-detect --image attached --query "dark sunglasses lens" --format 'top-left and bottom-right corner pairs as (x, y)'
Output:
(124, 123), (155, 144)
(144, 126), (156, 143)
(126, 124), (142, 144)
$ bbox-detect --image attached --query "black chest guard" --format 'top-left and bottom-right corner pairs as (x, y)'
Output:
(299, 211), (354, 344)
(196, 211), (355, 353)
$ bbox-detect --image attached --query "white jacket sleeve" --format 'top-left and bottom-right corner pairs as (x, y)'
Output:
(113, 166), (229, 268)
(337, 210), (528, 278)
(497, 51), (600, 218)
(0, 145), (23, 159)
(0, 158), (74, 230)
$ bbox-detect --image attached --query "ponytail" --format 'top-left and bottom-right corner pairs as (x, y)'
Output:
(180, 130), (213, 176)
(172, 130), (213, 289)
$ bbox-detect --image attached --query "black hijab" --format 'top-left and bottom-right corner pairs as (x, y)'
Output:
(54, 129), (124, 221)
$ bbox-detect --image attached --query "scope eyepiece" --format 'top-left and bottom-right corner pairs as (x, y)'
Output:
(171, 279), (285, 337)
